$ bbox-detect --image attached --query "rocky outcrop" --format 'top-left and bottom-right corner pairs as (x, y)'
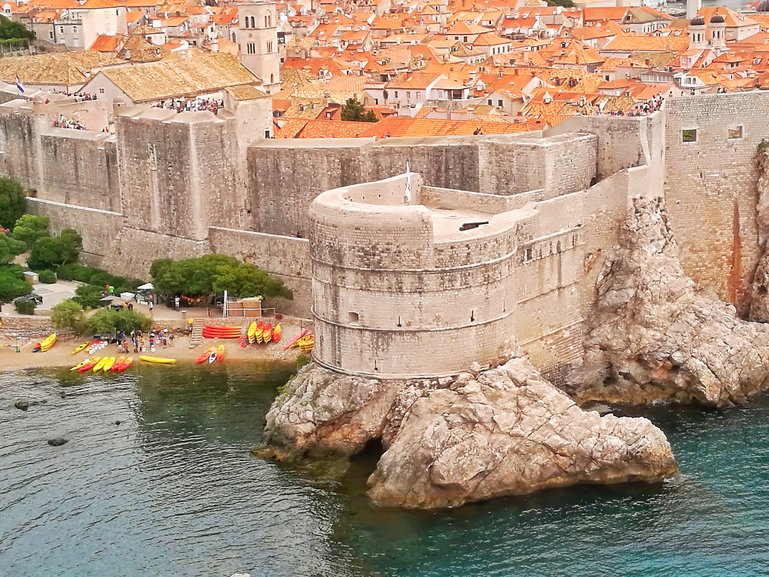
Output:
(367, 356), (676, 509)
(571, 197), (769, 407)
(262, 362), (423, 458)
(263, 352), (677, 509)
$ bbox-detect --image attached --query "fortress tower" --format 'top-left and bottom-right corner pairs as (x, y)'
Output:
(309, 173), (523, 379)
(237, 0), (282, 94)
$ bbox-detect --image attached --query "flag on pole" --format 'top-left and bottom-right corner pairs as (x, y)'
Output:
(14, 74), (24, 95)
(404, 162), (411, 205)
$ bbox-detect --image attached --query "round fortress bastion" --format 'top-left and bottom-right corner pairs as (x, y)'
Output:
(308, 173), (525, 379)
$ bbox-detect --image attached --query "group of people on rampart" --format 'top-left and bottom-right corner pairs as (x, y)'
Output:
(152, 97), (224, 115)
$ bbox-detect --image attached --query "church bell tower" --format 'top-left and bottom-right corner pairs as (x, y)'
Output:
(237, 0), (281, 94)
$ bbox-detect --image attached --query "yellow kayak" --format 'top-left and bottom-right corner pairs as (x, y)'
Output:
(101, 357), (116, 372)
(139, 355), (177, 365)
(92, 357), (109, 372)
(71, 358), (91, 371)
(72, 342), (89, 355)
(247, 321), (257, 344)
(35, 333), (57, 353)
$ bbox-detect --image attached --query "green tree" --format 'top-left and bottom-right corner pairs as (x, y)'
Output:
(0, 232), (26, 264)
(0, 15), (34, 40)
(12, 214), (49, 250)
(51, 299), (86, 333)
(28, 228), (82, 269)
(0, 265), (31, 305)
(86, 308), (152, 336)
(151, 255), (292, 301)
(340, 98), (378, 123)
(28, 237), (61, 269)
(56, 228), (82, 265)
(73, 284), (104, 309)
(546, 0), (574, 6)
(0, 177), (27, 230)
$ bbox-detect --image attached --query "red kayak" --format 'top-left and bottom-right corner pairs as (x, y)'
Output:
(196, 346), (215, 364)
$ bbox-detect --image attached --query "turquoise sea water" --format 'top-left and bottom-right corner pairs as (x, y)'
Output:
(2, 364), (769, 577)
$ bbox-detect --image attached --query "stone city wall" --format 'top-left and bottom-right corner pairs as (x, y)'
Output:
(27, 197), (122, 265)
(39, 131), (119, 211)
(664, 92), (769, 314)
(249, 132), (597, 238)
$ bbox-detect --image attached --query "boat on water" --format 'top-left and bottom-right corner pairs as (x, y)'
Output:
(139, 355), (177, 365)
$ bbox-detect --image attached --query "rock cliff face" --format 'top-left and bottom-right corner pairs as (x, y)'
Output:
(749, 149), (769, 321)
(367, 356), (676, 509)
(263, 355), (677, 509)
(571, 197), (769, 407)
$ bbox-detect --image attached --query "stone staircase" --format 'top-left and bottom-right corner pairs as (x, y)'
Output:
(188, 318), (205, 348)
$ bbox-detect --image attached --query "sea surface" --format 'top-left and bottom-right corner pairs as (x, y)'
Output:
(2, 364), (769, 577)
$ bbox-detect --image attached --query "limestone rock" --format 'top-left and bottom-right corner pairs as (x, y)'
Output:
(14, 401), (29, 411)
(263, 363), (401, 457)
(571, 197), (769, 407)
(749, 150), (769, 321)
(47, 438), (68, 447)
(367, 356), (677, 509)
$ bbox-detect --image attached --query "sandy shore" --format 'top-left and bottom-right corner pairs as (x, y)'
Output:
(0, 324), (309, 372)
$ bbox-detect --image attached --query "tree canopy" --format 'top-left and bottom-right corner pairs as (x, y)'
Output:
(0, 15), (34, 40)
(85, 308), (152, 336)
(28, 228), (82, 269)
(0, 232), (26, 264)
(341, 98), (378, 123)
(0, 265), (31, 304)
(12, 214), (49, 250)
(0, 177), (27, 230)
(151, 255), (293, 301)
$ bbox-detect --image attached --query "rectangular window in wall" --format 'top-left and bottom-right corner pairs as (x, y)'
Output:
(682, 129), (697, 143)
(728, 126), (743, 140)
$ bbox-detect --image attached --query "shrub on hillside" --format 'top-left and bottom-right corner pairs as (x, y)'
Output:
(0, 232), (26, 264)
(37, 269), (57, 283)
(14, 299), (36, 315)
(0, 264), (31, 305)
(27, 228), (82, 269)
(72, 284), (105, 309)
(86, 308), (152, 336)
(57, 263), (142, 294)
(51, 299), (86, 333)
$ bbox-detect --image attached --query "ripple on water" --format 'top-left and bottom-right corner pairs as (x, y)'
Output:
(4, 367), (769, 577)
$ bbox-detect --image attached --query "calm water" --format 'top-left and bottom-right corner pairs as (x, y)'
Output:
(2, 365), (769, 577)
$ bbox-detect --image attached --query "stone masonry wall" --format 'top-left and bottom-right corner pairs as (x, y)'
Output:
(249, 133), (598, 238)
(27, 198), (122, 264)
(39, 131), (119, 211)
(664, 93), (769, 314)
